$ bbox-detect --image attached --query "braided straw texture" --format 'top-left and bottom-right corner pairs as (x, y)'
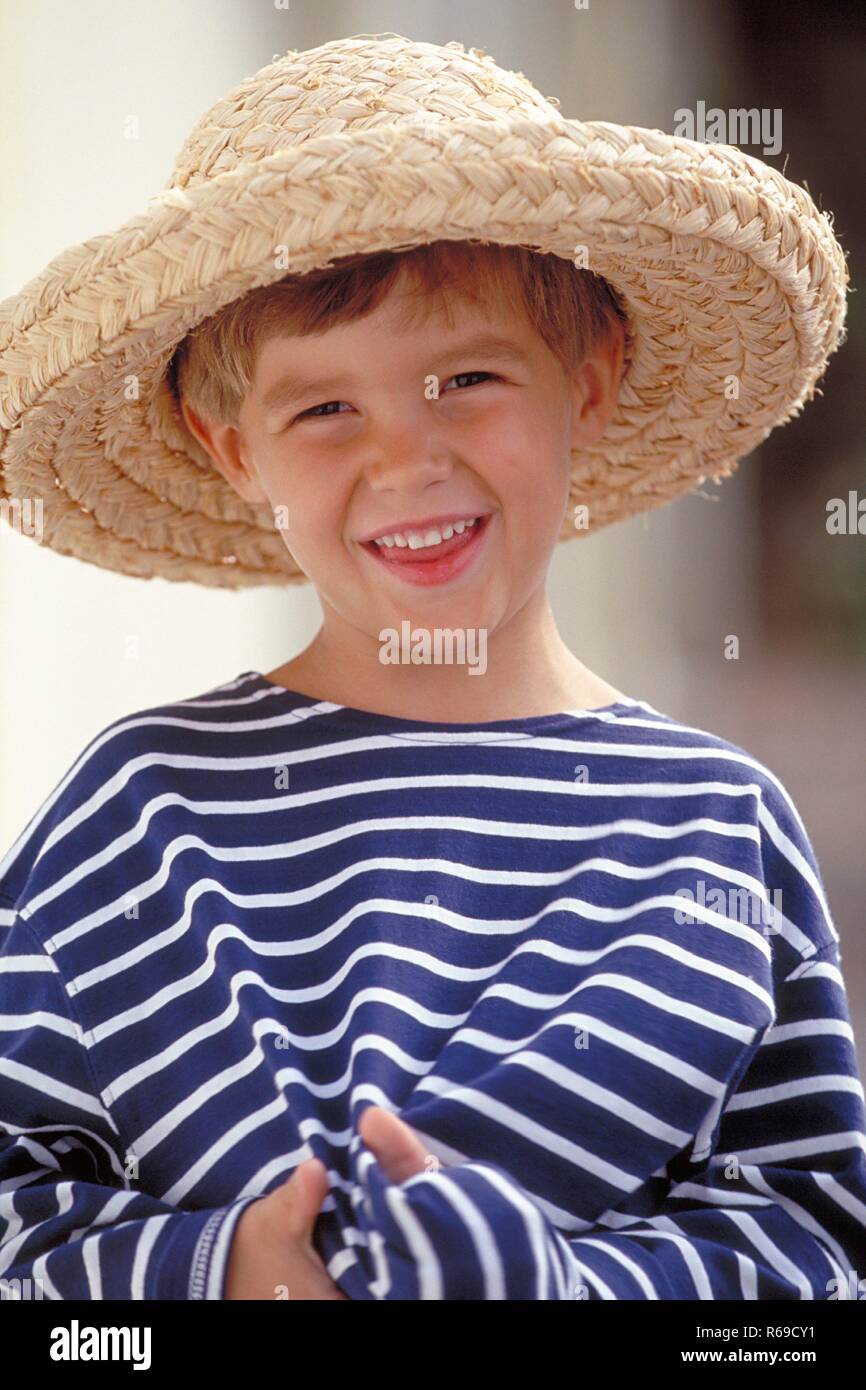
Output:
(0, 33), (849, 588)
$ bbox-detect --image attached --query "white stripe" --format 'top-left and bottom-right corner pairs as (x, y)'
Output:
(131, 1215), (172, 1299)
(611, 1227), (714, 1297)
(0, 1009), (83, 1041)
(455, 1009), (727, 1094)
(756, 799), (835, 940)
(476, 1165), (554, 1297)
(706, 1131), (866, 1164)
(81, 1232), (102, 1299)
(0, 1059), (108, 1119)
(129, 1027), (308, 1159)
(162, 1092), (290, 1205)
(372, 1173), (436, 1298)
(566, 1233), (659, 1297)
(67, 1188), (140, 1243)
(112, 1008), (432, 1106)
(400, 1168), (509, 1298)
(739, 1165), (851, 1275)
(735, 1249), (759, 1298)
(721, 1209), (813, 1297)
(0, 953), (56, 974)
(726, 1075), (863, 1110)
(0, 1121), (124, 1178)
(764, 1017), (854, 1045)
(661, 1180), (771, 1208)
(403, 1082), (639, 1193)
(812, 1169), (866, 1230)
(490, 1049), (691, 1146)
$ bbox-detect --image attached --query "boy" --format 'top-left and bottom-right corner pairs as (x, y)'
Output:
(1, 34), (864, 1301)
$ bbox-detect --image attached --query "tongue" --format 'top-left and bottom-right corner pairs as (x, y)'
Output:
(376, 520), (477, 564)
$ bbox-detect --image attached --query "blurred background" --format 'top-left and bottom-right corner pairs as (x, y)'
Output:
(1, 0), (864, 1060)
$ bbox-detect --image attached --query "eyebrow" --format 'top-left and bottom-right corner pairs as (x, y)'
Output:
(259, 333), (530, 417)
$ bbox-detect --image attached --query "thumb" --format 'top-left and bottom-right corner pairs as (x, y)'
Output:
(358, 1106), (431, 1184)
(275, 1157), (330, 1238)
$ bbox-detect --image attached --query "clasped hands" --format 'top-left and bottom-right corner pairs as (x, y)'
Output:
(224, 1105), (443, 1300)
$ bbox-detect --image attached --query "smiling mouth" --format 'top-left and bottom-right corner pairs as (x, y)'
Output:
(361, 513), (492, 586)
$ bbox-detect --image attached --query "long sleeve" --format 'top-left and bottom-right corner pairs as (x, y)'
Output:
(350, 937), (866, 1299)
(0, 907), (259, 1300)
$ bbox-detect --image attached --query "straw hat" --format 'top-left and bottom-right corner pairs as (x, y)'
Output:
(0, 32), (849, 589)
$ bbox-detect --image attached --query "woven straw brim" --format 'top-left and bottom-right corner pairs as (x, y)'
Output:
(0, 112), (849, 588)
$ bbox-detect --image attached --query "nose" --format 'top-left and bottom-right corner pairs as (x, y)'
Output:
(362, 406), (453, 493)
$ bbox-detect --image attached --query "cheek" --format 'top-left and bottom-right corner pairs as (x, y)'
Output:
(278, 494), (356, 575)
(251, 442), (358, 573)
(478, 396), (563, 465)
(486, 427), (568, 511)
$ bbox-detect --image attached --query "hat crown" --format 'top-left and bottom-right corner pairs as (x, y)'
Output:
(166, 33), (561, 192)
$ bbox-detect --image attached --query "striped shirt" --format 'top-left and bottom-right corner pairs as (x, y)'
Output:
(1, 668), (865, 1301)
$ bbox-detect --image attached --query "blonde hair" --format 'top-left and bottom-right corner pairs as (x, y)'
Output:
(168, 240), (628, 427)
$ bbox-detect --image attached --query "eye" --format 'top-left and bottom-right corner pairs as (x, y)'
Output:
(443, 371), (500, 392)
(292, 399), (351, 423)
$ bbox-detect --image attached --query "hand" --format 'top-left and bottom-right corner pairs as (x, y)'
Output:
(358, 1105), (446, 1183)
(225, 1157), (348, 1300)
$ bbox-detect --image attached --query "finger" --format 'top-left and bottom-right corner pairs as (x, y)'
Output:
(358, 1106), (432, 1184)
(277, 1157), (330, 1237)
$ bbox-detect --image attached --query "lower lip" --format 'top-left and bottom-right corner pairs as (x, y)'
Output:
(362, 515), (492, 587)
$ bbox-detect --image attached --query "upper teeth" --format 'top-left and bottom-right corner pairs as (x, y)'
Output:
(372, 516), (479, 549)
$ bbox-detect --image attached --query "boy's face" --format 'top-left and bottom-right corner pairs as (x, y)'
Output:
(183, 265), (622, 644)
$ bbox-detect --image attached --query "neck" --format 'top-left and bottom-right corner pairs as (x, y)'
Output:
(264, 589), (625, 722)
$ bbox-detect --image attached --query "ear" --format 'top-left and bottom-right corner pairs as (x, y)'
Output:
(568, 320), (625, 452)
(179, 397), (269, 506)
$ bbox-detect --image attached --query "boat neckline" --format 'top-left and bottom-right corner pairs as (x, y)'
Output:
(238, 670), (660, 733)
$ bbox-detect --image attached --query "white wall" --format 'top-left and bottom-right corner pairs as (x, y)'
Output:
(0, 0), (322, 847)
